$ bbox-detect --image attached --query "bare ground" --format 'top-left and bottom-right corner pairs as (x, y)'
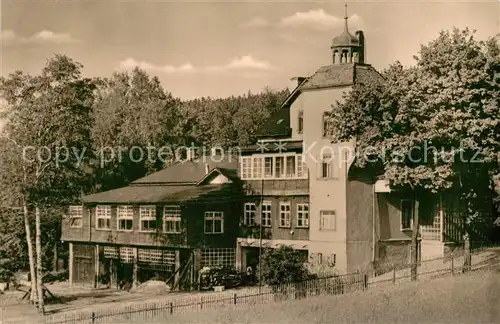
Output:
(159, 268), (500, 324)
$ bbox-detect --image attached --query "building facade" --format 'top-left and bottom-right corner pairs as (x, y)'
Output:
(61, 154), (243, 288)
(236, 8), (433, 275)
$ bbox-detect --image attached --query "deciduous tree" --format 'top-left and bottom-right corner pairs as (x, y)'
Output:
(328, 28), (500, 278)
(0, 54), (97, 312)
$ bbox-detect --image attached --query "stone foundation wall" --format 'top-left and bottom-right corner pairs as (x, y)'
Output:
(375, 240), (413, 271)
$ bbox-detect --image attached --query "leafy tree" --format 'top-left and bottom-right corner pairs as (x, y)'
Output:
(180, 88), (290, 149)
(90, 68), (183, 191)
(328, 28), (500, 278)
(258, 246), (310, 285)
(0, 54), (97, 312)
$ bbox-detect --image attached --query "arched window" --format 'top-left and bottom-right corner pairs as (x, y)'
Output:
(298, 111), (304, 133)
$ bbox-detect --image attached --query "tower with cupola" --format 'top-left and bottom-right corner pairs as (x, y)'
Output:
(331, 4), (365, 65)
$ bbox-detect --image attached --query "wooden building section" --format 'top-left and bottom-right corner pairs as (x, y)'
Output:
(61, 156), (244, 288)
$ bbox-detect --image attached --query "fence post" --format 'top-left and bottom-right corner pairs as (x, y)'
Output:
(169, 301), (173, 314)
(233, 292), (237, 305)
(451, 253), (454, 276)
(392, 264), (396, 284)
(363, 274), (368, 290)
(92, 311), (95, 324)
(200, 296), (203, 310)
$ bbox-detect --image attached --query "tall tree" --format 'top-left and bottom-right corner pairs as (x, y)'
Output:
(0, 54), (97, 311)
(91, 68), (182, 191)
(180, 87), (290, 149)
(327, 28), (500, 278)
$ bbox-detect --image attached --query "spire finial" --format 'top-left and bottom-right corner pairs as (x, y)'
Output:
(344, 3), (349, 32)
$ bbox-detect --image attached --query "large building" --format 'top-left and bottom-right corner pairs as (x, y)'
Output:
(236, 8), (391, 275)
(61, 152), (243, 288)
(61, 6), (497, 288)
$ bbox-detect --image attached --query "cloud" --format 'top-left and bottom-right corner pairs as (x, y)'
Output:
(240, 17), (270, 28)
(279, 9), (362, 30)
(225, 55), (273, 70)
(0, 29), (79, 45)
(119, 55), (275, 75)
(241, 9), (363, 32)
(119, 58), (195, 74)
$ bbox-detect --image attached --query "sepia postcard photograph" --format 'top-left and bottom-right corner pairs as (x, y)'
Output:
(0, 0), (499, 323)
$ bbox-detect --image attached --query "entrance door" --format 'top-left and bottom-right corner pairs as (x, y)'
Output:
(245, 248), (260, 269)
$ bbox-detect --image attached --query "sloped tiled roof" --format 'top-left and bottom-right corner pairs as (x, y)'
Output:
(81, 154), (240, 204)
(133, 155), (239, 185)
(82, 184), (232, 204)
(82, 184), (193, 204)
(254, 106), (291, 139)
(299, 63), (382, 90)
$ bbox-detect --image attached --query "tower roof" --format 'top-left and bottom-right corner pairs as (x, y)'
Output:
(332, 4), (359, 47)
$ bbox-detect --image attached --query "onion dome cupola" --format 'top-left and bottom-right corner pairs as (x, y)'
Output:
(331, 4), (365, 65)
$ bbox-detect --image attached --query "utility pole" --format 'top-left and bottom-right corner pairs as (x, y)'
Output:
(258, 178), (263, 293)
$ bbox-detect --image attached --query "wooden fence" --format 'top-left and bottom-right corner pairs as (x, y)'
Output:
(1, 246), (498, 324)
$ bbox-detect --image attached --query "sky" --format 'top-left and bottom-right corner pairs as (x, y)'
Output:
(1, 0), (499, 101)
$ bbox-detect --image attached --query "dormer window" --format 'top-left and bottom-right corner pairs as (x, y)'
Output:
(298, 111), (304, 134)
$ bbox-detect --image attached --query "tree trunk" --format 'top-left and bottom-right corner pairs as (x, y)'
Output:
(410, 198), (420, 281)
(22, 199), (37, 304)
(52, 242), (58, 272)
(35, 206), (44, 314)
(463, 232), (472, 272)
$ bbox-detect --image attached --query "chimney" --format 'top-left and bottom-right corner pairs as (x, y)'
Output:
(355, 30), (365, 64)
(291, 76), (306, 87)
(205, 163), (210, 175)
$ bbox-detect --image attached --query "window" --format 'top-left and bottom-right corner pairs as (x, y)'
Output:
(241, 157), (251, 179)
(320, 210), (336, 231)
(261, 201), (272, 227)
(286, 156), (296, 177)
(244, 203), (256, 226)
(401, 199), (414, 230)
(205, 211), (224, 234)
(274, 156), (285, 178)
(239, 154), (307, 180)
(96, 205), (111, 230)
(322, 112), (329, 137)
(68, 205), (83, 228)
(319, 154), (335, 179)
(296, 204), (309, 228)
(279, 202), (291, 228)
(264, 157), (273, 178)
(117, 206), (133, 231)
(164, 205), (181, 234)
(252, 157), (262, 179)
(140, 206), (157, 232)
(298, 111), (304, 133)
(297, 155), (306, 178)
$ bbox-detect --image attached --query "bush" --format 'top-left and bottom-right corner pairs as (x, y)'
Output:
(0, 268), (13, 282)
(257, 246), (310, 286)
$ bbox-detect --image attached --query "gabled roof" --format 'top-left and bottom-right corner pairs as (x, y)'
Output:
(254, 77), (308, 139)
(299, 63), (382, 90)
(81, 154), (240, 204)
(132, 154), (239, 185)
(82, 184), (194, 204)
(255, 63), (384, 139)
(254, 106), (291, 139)
(196, 167), (238, 186)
